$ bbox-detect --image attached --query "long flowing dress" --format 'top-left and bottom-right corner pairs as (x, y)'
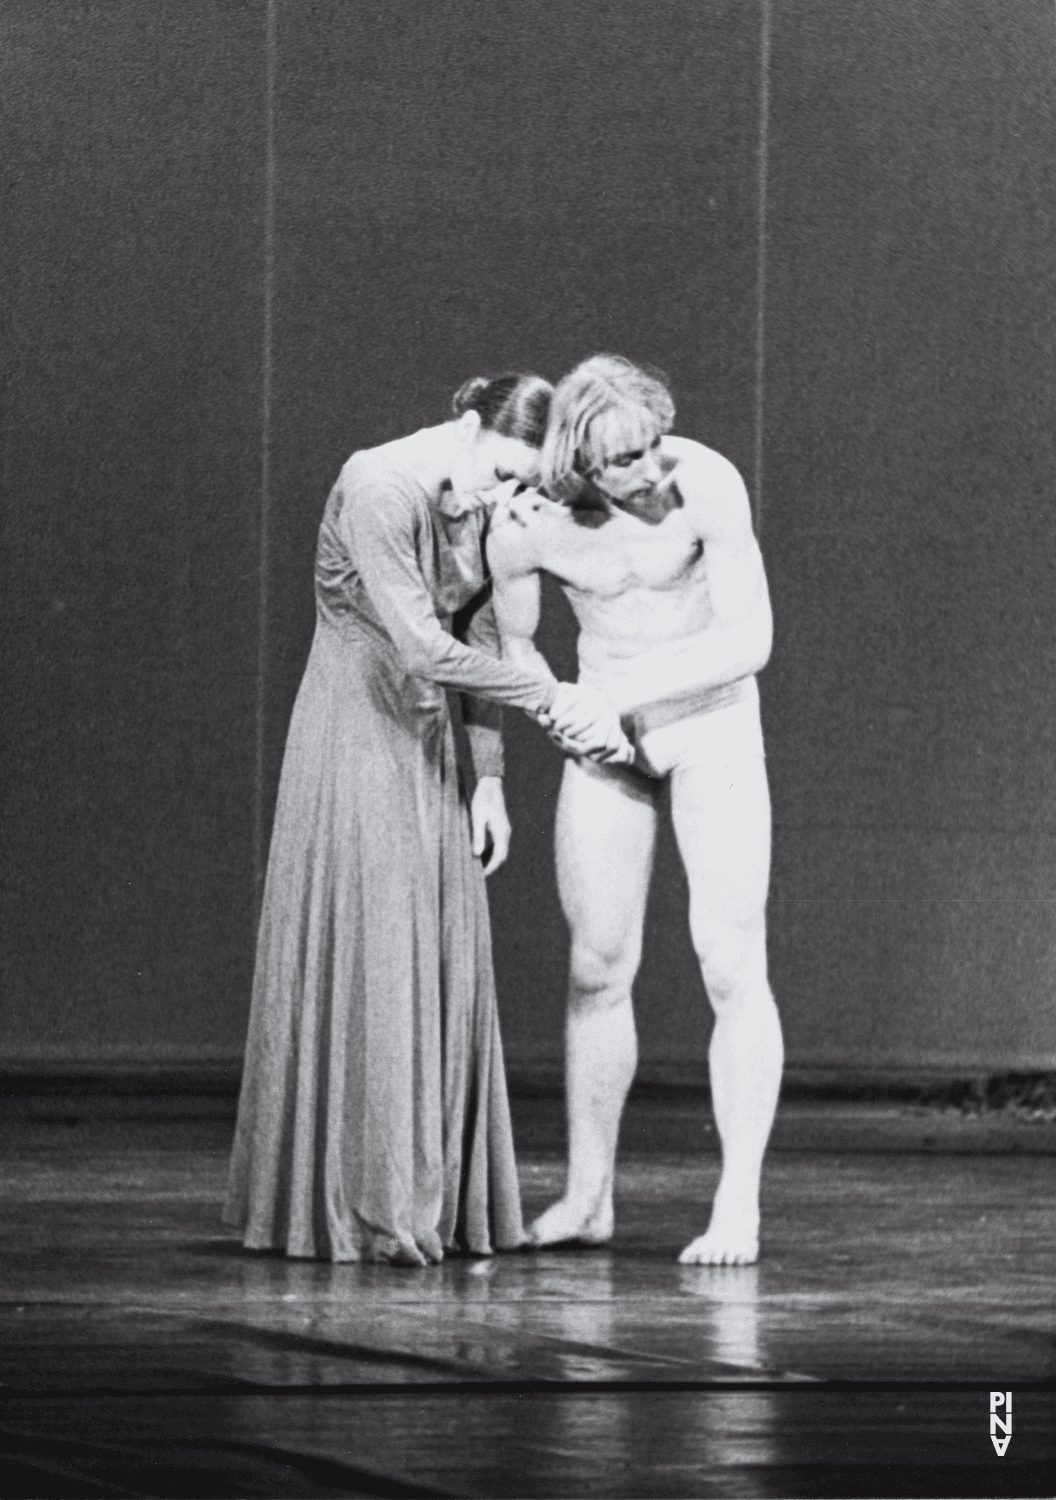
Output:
(223, 433), (554, 1264)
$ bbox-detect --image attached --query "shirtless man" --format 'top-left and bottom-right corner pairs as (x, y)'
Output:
(488, 355), (783, 1266)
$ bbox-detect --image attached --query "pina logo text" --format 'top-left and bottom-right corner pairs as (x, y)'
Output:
(990, 1390), (1011, 1456)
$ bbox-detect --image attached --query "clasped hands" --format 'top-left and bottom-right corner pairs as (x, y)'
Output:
(537, 683), (635, 766)
(495, 487), (634, 767)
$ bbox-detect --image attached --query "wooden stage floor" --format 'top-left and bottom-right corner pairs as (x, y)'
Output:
(1, 1115), (1053, 1498)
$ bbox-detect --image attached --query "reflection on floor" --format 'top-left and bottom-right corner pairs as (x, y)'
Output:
(1, 1117), (1053, 1497)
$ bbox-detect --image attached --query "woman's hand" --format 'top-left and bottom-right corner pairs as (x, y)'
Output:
(547, 683), (635, 765)
(495, 487), (565, 529)
(470, 776), (512, 875)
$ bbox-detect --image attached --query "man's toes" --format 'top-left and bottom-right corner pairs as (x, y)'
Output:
(679, 1236), (758, 1267)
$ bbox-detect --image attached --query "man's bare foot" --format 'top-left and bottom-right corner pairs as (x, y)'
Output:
(527, 1195), (614, 1247)
(678, 1206), (759, 1266)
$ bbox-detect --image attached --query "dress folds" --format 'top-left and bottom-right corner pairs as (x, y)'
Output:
(224, 436), (553, 1263)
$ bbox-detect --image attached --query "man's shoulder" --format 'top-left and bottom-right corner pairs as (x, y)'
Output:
(663, 438), (752, 535)
(663, 436), (743, 491)
(487, 500), (567, 577)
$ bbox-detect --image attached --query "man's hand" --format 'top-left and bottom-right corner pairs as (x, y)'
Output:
(470, 776), (512, 875)
(547, 683), (635, 765)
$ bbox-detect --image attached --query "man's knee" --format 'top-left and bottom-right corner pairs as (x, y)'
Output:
(693, 918), (769, 1011)
(568, 934), (641, 1012)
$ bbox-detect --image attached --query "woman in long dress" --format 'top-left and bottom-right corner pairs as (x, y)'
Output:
(224, 374), (623, 1265)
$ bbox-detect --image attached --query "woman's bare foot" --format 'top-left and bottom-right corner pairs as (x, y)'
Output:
(526, 1194), (614, 1247)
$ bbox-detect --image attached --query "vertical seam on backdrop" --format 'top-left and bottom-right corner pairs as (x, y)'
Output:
(255, 0), (277, 906)
(753, 0), (772, 538)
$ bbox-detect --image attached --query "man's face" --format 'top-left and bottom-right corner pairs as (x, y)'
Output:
(581, 408), (664, 506)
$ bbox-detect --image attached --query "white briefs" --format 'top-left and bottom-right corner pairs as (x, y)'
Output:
(581, 671), (765, 779)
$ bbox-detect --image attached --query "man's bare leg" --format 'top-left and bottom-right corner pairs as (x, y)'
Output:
(671, 756), (782, 1265)
(527, 757), (658, 1247)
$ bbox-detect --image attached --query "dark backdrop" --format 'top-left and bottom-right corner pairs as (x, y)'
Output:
(764, 0), (1056, 1071)
(2, 0), (1054, 1075)
(0, 1), (265, 1062)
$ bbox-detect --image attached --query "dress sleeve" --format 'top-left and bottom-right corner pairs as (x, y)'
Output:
(341, 468), (557, 715)
(454, 588), (505, 779)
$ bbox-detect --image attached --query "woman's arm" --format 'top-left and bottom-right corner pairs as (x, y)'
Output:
(341, 472), (558, 716)
(455, 588), (507, 780)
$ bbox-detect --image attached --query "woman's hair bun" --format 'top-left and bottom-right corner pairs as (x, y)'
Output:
(448, 371), (553, 446)
(451, 376), (491, 418)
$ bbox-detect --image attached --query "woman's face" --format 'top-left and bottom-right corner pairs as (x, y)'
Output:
(447, 420), (542, 516)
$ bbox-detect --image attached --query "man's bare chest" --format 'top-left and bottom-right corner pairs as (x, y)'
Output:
(541, 509), (706, 599)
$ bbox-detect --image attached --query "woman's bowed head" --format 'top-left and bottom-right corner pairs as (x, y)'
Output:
(425, 371), (632, 769)
(437, 373), (553, 517)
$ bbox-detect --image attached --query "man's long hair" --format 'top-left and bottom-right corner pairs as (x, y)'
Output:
(541, 355), (675, 503)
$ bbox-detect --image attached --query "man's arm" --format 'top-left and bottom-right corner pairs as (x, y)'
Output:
(486, 514), (560, 689)
(487, 513), (633, 763)
(689, 448), (772, 650)
(622, 448), (772, 704)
